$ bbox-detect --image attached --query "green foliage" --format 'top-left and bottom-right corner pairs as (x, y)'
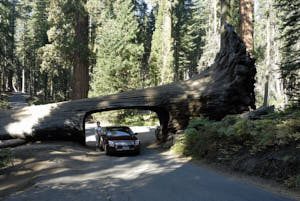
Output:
(119, 112), (159, 126)
(0, 149), (14, 168)
(285, 175), (300, 189)
(275, 0), (300, 102)
(253, 0), (286, 108)
(149, 0), (175, 86)
(173, 106), (300, 157)
(89, 0), (144, 96)
(228, 0), (240, 33)
(0, 93), (11, 109)
(172, 0), (206, 81)
(173, 117), (219, 159)
(148, 3), (164, 86)
(0, 0), (18, 92)
(197, 0), (220, 70)
(92, 109), (159, 126)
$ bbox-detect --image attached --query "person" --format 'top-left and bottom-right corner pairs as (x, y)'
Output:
(95, 121), (102, 147)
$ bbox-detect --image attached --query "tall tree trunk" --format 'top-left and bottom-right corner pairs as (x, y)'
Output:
(8, 0), (16, 92)
(71, 0), (89, 100)
(161, 0), (174, 84)
(22, 69), (25, 93)
(273, 23), (286, 105)
(240, 0), (253, 54)
(29, 68), (33, 96)
(8, 70), (13, 92)
(263, 75), (269, 106)
(2, 68), (7, 91)
(22, 23), (26, 93)
(263, 0), (271, 107)
(43, 73), (48, 101)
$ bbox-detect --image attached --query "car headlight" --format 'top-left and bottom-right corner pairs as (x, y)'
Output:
(135, 140), (140, 145)
(108, 140), (114, 147)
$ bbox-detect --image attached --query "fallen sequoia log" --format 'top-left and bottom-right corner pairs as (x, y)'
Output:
(0, 23), (256, 144)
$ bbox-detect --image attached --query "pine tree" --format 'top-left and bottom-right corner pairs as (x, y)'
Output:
(275, 0), (300, 102)
(0, 0), (11, 91)
(253, 0), (286, 107)
(198, 0), (220, 70)
(173, 0), (205, 80)
(0, 0), (17, 92)
(31, 0), (50, 97)
(15, 0), (34, 93)
(148, 5), (163, 86)
(46, 0), (90, 100)
(90, 0), (144, 96)
(149, 0), (174, 86)
(133, 1), (154, 87)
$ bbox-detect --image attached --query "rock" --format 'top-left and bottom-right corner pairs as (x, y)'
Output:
(0, 23), (256, 144)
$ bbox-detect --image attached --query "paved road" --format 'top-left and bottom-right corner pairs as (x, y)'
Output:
(3, 126), (296, 201)
(8, 92), (29, 110)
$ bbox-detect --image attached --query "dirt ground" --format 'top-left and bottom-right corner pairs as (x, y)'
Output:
(0, 141), (95, 199)
(1, 140), (299, 200)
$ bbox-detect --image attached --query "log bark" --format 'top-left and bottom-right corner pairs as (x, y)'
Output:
(0, 23), (256, 144)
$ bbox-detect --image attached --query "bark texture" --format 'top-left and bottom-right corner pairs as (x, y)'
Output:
(161, 0), (174, 84)
(0, 24), (256, 144)
(240, 0), (254, 53)
(71, 0), (89, 100)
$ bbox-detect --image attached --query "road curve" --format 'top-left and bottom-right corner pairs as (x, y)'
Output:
(2, 126), (296, 201)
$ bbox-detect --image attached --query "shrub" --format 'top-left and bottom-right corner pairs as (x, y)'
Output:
(0, 149), (13, 168)
(285, 175), (300, 189)
(172, 106), (300, 159)
(172, 117), (219, 159)
(0, 93), (10, 110)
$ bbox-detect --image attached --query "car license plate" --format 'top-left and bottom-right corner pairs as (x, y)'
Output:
(122, 146), (129, 150)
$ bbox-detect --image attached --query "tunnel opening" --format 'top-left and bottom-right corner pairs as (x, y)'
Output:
(83, 107), (170, 151)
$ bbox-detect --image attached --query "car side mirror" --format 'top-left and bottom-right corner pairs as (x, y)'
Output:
(134, 133), (138, 135)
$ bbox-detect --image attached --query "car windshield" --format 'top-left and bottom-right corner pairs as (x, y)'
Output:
(106, 127), (132, 137)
